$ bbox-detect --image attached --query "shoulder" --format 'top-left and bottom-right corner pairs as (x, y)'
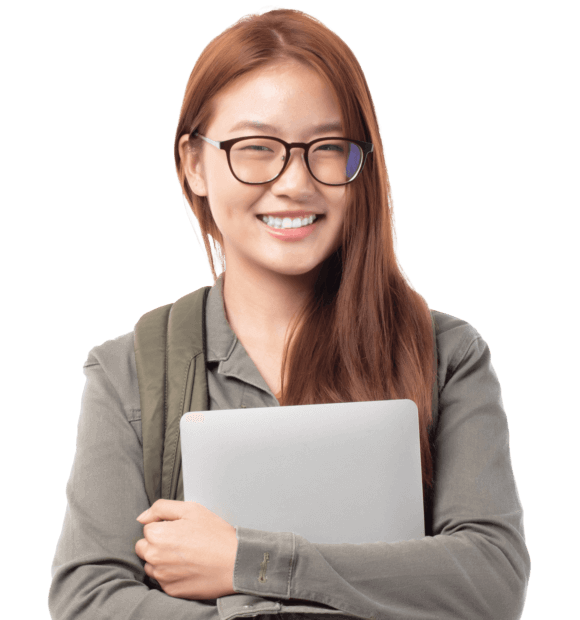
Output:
(84, 330), (136, 372)
(83, 331), (140, 413)
(431, 309), (481, 349)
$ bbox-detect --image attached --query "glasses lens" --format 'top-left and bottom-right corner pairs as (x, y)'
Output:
(308, 140), (363, 185)
(228, 138), (365, 184)
(229, 138), (286, 183)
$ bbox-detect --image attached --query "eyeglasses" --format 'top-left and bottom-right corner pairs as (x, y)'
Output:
(191, 132), (373, 186)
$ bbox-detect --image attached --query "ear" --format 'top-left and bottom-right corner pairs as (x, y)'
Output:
(178, 134), (208, 197)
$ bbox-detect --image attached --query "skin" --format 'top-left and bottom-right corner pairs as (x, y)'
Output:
(135, 500), (239, 599)
(178, 60), (349, 395)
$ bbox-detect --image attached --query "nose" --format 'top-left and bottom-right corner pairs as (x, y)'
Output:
(270, 146), (316, 198)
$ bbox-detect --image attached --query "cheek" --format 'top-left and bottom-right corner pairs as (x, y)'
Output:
(206, 180), (264, 233)
(324, 187), (348, 220)
(325, 189), (348, 247)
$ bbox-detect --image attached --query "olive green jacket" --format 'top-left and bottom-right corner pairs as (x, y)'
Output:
(49, 281), (530, 620)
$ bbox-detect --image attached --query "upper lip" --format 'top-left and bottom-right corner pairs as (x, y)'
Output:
(257, 210), (322, 218)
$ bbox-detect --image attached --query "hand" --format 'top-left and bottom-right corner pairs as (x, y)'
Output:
(135, 499), (238, 600)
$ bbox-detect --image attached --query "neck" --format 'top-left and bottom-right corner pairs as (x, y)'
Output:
(221, 262), (320, 351)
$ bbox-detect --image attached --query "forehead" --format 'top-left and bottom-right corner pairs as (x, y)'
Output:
(207, 61), (343, 139)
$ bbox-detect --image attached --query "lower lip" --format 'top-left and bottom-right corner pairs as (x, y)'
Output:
(259, 217), (321, 241)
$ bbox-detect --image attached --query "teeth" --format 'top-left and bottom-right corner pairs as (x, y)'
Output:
(261, 214), (318, 229)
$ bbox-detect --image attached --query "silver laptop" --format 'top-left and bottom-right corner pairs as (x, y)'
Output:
(180, 399), (424, 544)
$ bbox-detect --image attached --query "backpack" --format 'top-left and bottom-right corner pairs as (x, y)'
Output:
(134, 286), (439, 507)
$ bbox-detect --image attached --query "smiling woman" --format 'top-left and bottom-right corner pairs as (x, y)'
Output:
(178, 62), (351, 292)
(49, 8), (530, 620)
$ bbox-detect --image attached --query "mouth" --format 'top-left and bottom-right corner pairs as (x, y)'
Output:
(257, 213), (323, 230)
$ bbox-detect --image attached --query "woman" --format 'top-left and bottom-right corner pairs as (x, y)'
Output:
(49, 9), (530, 620)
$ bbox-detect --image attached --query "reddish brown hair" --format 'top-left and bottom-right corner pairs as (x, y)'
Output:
(174, 9), (437, 508)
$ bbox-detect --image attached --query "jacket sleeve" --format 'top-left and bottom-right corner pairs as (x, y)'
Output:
(48, 342), (285, 620)
(232, 325), (531, 620)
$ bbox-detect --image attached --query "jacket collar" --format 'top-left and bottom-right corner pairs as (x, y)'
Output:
(205, 272), (272, 394)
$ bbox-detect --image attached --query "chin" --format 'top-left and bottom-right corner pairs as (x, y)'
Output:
(268, 262), (323, 278)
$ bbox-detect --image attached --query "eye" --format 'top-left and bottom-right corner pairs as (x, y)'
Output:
(242, 144), (273, 152)
(314, 143), (344, 152)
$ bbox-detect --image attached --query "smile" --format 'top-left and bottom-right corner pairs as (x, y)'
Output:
(260, 214), (319, 229)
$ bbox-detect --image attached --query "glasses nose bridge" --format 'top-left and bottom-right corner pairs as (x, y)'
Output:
(283, 141), (309, 166)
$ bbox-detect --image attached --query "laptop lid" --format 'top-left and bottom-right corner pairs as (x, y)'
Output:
(180, 399), (424, 544)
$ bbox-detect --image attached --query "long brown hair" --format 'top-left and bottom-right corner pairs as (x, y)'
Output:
(174, 9), (437, 506)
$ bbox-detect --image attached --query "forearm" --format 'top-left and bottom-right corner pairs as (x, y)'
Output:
(233, 523), (529, 620)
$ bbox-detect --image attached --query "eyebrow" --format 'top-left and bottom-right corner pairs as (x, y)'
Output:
(228, 120), (343, 136)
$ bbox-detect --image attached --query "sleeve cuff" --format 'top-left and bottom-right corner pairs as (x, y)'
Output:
(217, 594), (281, 620)
(233, 525), (296, 598)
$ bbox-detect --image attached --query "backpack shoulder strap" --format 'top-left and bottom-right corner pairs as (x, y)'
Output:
(134, 285), (212, 505)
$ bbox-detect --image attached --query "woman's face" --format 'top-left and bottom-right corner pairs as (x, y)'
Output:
(179, 61), (349, 281)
